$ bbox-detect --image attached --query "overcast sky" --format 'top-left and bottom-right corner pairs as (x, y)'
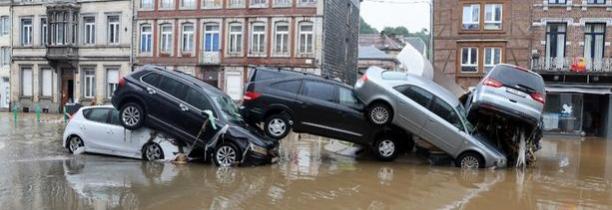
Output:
(360, 0), (431, 33)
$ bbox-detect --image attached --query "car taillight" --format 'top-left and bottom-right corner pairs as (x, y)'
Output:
(243, 91), (261, 101)
(483, 78), (503, 88)
(530, 92), (545, 104)
(118, 77), (126, 89)
(359, 74), (368, 83)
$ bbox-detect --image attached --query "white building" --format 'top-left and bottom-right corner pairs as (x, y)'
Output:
(11, 0), (132, 113)
(0, 0), (10, 110)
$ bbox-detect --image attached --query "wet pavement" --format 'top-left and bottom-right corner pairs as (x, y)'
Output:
(1, 113), (612, 210)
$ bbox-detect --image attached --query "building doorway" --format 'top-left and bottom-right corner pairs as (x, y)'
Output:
(0, 77), (8, 109)
(60, 68), (75, 111)
(582, 94), (608, 137)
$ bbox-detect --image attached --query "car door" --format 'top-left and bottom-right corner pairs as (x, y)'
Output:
(333, 87), (370, 144)
(177, 86), (218, 145)
(294, 80), (343, 138)
(82, 108), (122, 154)
(420, 98), (466, 153)
(394, 85), (434, 136)
(265, 79), (302, 113)
(146, 75), (190, 140)
(109, 109), (140, 157)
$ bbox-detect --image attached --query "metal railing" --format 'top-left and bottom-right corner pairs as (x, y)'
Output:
(531, 57), (612, 73)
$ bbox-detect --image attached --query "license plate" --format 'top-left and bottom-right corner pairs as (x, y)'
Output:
(506, 88), (526, 97)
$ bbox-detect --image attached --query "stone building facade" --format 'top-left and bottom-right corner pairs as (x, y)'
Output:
(10, 0), (132, 113)
(133, 0), (360, 100)
(0, 1), (9, 111)
(432, 0), (533, 89)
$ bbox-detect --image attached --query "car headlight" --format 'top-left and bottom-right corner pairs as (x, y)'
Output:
(250, 144), (268, 155)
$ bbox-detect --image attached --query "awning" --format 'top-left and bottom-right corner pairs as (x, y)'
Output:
(545, 86), (612, 95)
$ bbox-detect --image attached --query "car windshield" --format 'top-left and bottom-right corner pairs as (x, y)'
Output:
(456, 105), (475, 133)
(211, 94), (244, 123)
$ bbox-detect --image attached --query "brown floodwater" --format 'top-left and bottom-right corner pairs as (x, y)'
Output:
(1, 113), (612, 210)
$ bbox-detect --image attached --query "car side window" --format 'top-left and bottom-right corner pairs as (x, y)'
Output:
(142, 73), (161, 87)
(430, 99), (464, 131)
(271, 80), (301, 94)
(84, 108), (111, 124)
(110, 110), (121, 125)
(339, 87), (360, 107)
(184, 88), (212, 111)
(397, 85), (433, 108)
(302, 81), (336, 102)
(158, 77), (188, 99)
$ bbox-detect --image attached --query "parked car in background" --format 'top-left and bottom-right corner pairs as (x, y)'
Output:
(354, 66), (507, 168)
(111, 65), (279, 166)
(241, 68), (413, 161)
(62, 105), (182, 161)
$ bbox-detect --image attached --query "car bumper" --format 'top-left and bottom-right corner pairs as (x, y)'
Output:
(470, 101), (539, 126)
(241, 145), (279, 166)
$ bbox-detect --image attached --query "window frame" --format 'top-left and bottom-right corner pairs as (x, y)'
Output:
(545, 23), (567, 61)
(160, 0), (174, 9)
(227, 22), (243, 56)
(203, 23), (220, 52)
(141, 0), (154, 9)
(21, 17), (33, 46)
(462, 4), (480, 31)
(460, 47), (479, 73)
(548, 0), (567, 4)
(106, 68), (119, 99)
(484, 47), (502, 73)
(83, 16), (96, 45)
(456, 43), (505, 76)
(586, 0), (605, 4)
(140, 24), (152, 54)
(181, 23), (195, 53)
(0, 16), (9, 36)
(300, 80), (338, 103)
(159, 23), (173, 54)
(250, 22), (266, 56)
(297, 21), (314, 56)
(107, 15), (120, 45)
(40, 68), (53, 98)
(40, 17), (47, 46)
(273, 21), (290, 56)
(484, 4), (502, 31)
(83, 68), (96, 99)
(202, 0), (223, 9)
(21, 67), (33, 97)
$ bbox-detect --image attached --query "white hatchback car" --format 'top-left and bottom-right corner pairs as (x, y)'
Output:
(62, 105), (184, 161)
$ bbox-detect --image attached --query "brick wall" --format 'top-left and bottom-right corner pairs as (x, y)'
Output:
(322, 0), (360, 83)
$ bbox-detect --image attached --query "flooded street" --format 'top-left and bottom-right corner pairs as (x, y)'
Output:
(1, 113), (612, 210)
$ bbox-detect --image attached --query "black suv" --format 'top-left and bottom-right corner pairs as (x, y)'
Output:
(241, 68), (413, 161)
(111, 65), (278, 166)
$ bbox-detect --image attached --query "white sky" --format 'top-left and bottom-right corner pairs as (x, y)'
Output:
(360, 0), (431, 33)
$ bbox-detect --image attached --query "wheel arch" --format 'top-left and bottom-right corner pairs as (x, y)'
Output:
(457, 150), (486, 167)
(141, 142), (165, 160)
(118, 94), (148, 114)
(65, 134), (84, 149)
(263, 104), (294, 122)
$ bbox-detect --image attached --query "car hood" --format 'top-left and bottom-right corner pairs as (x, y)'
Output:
(226, 122), (277, 148)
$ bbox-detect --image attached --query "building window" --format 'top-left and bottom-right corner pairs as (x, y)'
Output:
(484, 48), (501, 73)
(250, 23), (266, 55)
(461, 47), (478, 72)
(21, 18), (32, 46)
(83, 69), (96, 99)
(274, 22), (289, 55)
(41, 68), (52, 97)
(298, 22), (314, 55)
(484, 4), (502, 30)
(251, 0), (266, 7)
(462, 4), (480, 30)
(41, 18), (47, 46)
(203, 23), (220, 52)
(274, 0), (291, 6)
(548, 0), (566, 4)
(299, 0), (315, 5)
(108, 15), (120, 45)
(161, 0), (174, 9)
(160, 24), (173, 53)
(181, 0), (196, 8)
(229, 0), (245, 7)
(228, 23), (243, 55)
(0, 16), (9, 35)
(584, 23), (605, 70)
(545, 23), (566, 67)
(21, 68), (32, 97)
(106, 68), (119, 99)
(203, 0), (222, 8)
(182, 23), (194, 52)
(141, 0), (153, 8)
(587, 0), (605, 4)
(83, 16), (95, 45)
(0, 47), (9, 67)
(140, 24), (152, 53)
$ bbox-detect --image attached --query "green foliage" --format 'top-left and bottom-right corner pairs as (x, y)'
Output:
(359, 17), (379, 34)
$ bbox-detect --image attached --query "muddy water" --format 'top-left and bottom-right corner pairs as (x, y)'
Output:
(1, 113), (612, 210)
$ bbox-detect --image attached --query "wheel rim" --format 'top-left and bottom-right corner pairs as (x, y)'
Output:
(69, 137), (83, 153)
(461, 155), (480, 169)
(371, 106), (389, 124)
(145, 144), (162, 161)
(378, 139), (395, 157)
(216, 145), (237, 167)
(122, 106), (141, 127)
(267, 118), (286, 137)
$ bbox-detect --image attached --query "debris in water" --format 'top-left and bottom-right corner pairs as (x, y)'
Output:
(73, 147), (85, 155)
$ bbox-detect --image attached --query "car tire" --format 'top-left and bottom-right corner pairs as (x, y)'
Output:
(120, 102), (145, 130)
(264, 113), (291, 140)
(143, 143), (165, 161)
(373, 136), (400, 162)
(367, 103), (393, 126)
(67, 136), (84, 154)
(214, 142), (242, 167)
(455, 152), (484, 169)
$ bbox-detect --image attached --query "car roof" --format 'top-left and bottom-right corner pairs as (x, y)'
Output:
(366, 66), (461, 107)
(251, 67), (353, 89)
(143, 65), (225, 96)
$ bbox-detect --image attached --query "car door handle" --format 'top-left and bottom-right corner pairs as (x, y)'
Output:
(179, 104), (189, 112)
(146, 87), (157, 95)
(509, 99), (517, 103)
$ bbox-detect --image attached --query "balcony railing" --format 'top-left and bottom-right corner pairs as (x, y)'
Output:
(200, 51), (220, 65)
(46, 45), (79, 61)
(531, 57), (612, 73)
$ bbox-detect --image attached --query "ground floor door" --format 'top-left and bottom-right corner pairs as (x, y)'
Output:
(60, 68), (75, 111)
(224, 70), (243, 101)
(0, 77), (8, 108)
(543, 92), (610, 137)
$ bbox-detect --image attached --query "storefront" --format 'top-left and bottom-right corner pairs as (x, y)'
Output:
(543, 87), (611, 137)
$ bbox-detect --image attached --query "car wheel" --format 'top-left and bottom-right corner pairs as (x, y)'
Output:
(456, 152), (484, 169)
(143, 143), (164, 161)
(214, 142), (242, 167)
(120, 102), (145, 130)
(68, 136), (84, 154)
(367, 103), (393, 126)
(264, 113), (291, 140)
(373, 136), (400, 162)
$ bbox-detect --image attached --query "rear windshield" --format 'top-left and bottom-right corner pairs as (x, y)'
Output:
(488, 65), (545, 93)
(251, 69), (303, 82)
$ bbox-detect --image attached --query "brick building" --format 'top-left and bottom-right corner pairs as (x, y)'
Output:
(133, 0), (360, 100)
(0, 0), (9, 111)
(432, 0), (532, 89)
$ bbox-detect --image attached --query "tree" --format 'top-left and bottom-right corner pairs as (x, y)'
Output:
(359, 17), (378, 34)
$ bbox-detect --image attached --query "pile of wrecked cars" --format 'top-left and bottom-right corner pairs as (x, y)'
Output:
(63, 63), (545, 169)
